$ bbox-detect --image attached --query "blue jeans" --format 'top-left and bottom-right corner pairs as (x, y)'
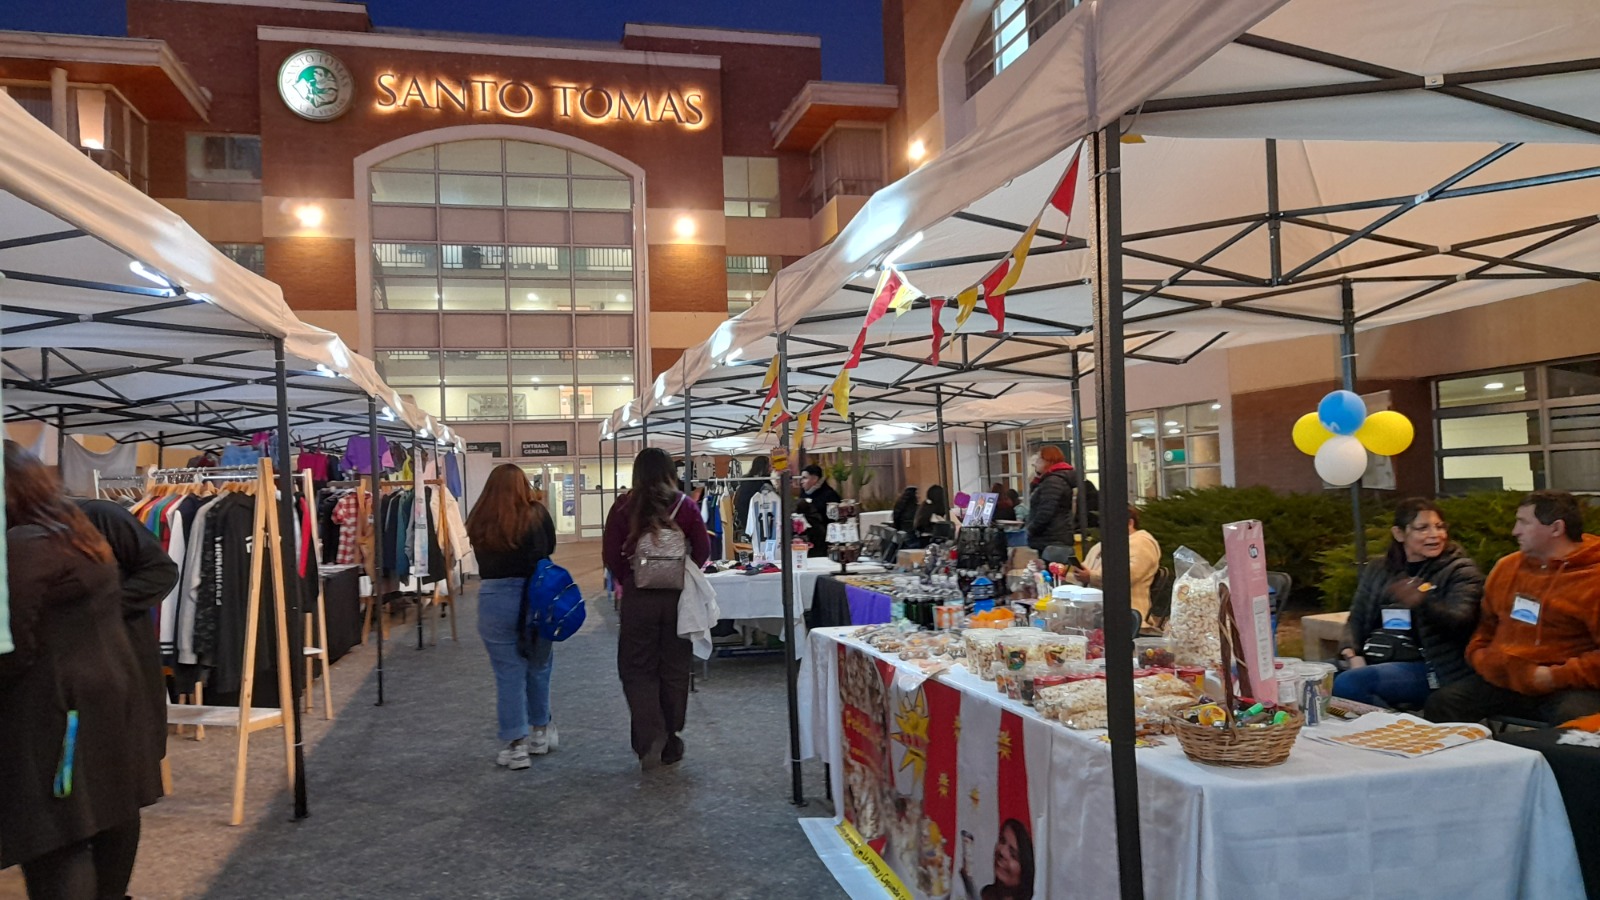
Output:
(477, 577), (553, 742)
(1333, 660), (1430, 709)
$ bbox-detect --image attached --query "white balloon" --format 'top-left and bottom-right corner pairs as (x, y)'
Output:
(1314, 435), (1368, 486)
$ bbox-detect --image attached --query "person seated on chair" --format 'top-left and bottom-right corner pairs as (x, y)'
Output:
(1425, 491), (1600, 725)
(1072, 506), (1161, 625)
(1334, 499), (1483, 710)
(914, 485), (951, 543)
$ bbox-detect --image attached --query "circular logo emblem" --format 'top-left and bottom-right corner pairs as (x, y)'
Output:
(277, 49), (354, 122)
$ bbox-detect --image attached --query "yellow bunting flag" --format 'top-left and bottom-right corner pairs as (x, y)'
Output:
(831, 370), (851, 420)
(759, 399), (785, 435)
(887, 270), (921, 316)
(993, 215), (1042, 298)
(954, 286), (979, 329)
(790, 410), (807, 458)
(760, 355), (779, 390)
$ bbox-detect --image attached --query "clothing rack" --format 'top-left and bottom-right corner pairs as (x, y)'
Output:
(148, 464), (262, 483)
(160, 457), (297, 826)
(323, 479), (407, 643)
(299, 469), (334, 720)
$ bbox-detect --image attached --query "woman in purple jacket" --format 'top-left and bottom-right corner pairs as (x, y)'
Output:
(602, 448), (711, 770)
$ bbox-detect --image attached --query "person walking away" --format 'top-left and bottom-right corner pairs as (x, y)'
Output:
(1073, 506), (1162, 625)
(603, 448), (711, 769)
(466, 464), (560, 770)
(1025, 445), (1079, 554)
(1, 442), (156, 899)
(1334, 499), (1483, 710)
(1425, 491), (1600, 724)
(797, 464), (842, 558)
(72, 486), (180, 809)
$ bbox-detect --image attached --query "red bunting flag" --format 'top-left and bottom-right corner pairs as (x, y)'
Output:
(927, 297), (946, 365)
(847, 268), (909, 368)
(981, 261), (1010, 332)
(809, 396), (825, 438)
(1049, 152), (1082, 226)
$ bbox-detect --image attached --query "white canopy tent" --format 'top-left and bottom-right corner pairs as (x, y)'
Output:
(602, 1), (1600, 893)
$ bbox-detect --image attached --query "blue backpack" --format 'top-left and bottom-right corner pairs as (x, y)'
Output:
(518, 558), (586, 653)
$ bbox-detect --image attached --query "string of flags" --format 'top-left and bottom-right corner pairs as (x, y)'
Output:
(756, 145), (1084, 454)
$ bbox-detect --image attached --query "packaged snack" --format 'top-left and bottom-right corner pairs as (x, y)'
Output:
(1134, 636), (1177, 668)
(963, 629), (1004, 680)
(1168, 546), (1224, 667)
(1038, 634), (1089, 666)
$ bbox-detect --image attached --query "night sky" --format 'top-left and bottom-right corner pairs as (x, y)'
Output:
(0, 0), (885, 83)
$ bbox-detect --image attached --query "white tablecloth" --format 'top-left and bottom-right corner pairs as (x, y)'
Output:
(801, 627), (1587, 900)
(859, 510), (894, 529)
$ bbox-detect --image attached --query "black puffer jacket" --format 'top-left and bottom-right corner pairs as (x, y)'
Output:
(1025, 468), (1079, 552)
(1341, 543), (1484, 688)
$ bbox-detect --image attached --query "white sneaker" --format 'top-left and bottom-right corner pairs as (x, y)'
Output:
(528, 724), (557, 755)
(497, 739), (530, 770)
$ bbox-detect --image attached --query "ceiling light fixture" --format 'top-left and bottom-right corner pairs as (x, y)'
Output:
(673, 215), (696, 239)
(1485, 381), (1505, 390)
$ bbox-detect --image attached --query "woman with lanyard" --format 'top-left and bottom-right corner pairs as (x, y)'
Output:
(1335, 499), (1484, 709)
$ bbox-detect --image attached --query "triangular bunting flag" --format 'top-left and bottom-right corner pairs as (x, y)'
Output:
(808, 396), (825, 438)
(981, 260), (1011, 332)
(760, 355), (779, 389)
(832, 370), (851, 420)
(928, 297), (946, 366)
(984, 216), (1042, 333)
(955, 287), (979, 329)
(1049, 153), (1082, 224)
(846, 330), (869, 369)
(865, 268), (902, 329)
(790, 411), (806, 458)
(888, 271), (921, 317)
(759, 399), (785, 435)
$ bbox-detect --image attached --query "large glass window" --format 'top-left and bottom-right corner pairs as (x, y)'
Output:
(1434, 357), (1600, 493)
(727, 255), (779, 314)
(187, 134), (261, 201)
(1009, 400), (1220, 502)
(723, 156), (780, 218)
(965, 0), (1074, 98)
(215, 243), (265, 276)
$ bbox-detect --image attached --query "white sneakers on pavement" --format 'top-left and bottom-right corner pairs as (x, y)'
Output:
(528, 723), (558, 755)
(496, 739), (531, 770)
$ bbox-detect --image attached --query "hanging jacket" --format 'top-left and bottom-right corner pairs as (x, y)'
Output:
(1025, 465), (1079, 551)
(1341, 543), (1484, 688)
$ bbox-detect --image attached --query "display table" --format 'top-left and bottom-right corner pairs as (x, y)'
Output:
(809, 575), (896, 630)
(800, 627), (1585, 900)
(1499, 729), (1600, 897)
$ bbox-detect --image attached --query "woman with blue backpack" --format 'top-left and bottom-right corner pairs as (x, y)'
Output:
(603, 448), (711, 770)
(467, 464), (561, 770)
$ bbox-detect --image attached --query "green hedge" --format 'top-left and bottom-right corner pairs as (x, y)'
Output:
(1137, 486), (1362, 607)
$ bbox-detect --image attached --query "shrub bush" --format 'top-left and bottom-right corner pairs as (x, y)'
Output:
(1137, 486), (1366, 607)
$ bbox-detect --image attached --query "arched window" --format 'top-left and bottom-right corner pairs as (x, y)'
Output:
(964, 0), (1072, 98)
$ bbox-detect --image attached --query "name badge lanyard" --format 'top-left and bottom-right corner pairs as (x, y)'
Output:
(1511, 557), (1573, 646)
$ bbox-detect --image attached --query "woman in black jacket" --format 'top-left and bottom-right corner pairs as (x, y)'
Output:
(914, 485), (950, 537)
(1025, 445), (1079, 552)
(1, 442), (155, 899)
(1333, 498), (1484, 709)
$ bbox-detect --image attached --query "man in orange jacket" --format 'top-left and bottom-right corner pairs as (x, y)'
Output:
(1425, 491), (1600, 725)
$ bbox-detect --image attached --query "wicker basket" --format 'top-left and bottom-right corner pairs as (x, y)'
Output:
(1170, 585), (1303, 767)
(1172, 707), (1303, 767)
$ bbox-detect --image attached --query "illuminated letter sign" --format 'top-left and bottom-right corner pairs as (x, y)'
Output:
(372, 73), (708, 129)
(279, 49), (355, 122)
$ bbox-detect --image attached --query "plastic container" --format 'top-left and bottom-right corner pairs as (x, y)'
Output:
(1038, 633), (1089, 666)
(1294, 662), (1337, 725)
(1276, 665), (1303, 711)
(995, 630), (1043, 671)
(1134, 636), (1177, 669)
(963, 630), (1004, 680)
(1062, 589), (1106, 659)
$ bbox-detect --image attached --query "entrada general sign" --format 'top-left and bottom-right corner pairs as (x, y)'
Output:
(374, 73), (708, 127)
(277, 49), (354, 121)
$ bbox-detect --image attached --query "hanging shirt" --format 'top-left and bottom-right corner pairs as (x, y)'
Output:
(342, 436), (393, 474)
(331, 493), (362, 565)
(746, 490), (782, 544)
(444, 453), (464, 498)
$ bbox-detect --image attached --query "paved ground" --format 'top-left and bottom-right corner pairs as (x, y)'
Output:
(0, 543), (842, 899)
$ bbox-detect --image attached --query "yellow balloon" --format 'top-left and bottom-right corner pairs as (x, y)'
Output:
(1356, 410), (1415, 456)
(1292, 412), (1334, 456)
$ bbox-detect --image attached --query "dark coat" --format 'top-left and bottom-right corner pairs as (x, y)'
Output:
(798, 481), (842, 557)
(0, 526), (159, 867)
(76, 499), (180, 778)
(1341, 543), (1484, 688)
(1025, 468), (1079, 552)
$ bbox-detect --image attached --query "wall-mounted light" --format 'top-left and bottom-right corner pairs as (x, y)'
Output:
(295, 204), (325, 228)
(907, 139), (927, 164)
(673, 215), (696, 239)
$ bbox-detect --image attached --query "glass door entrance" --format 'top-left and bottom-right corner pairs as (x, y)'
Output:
(519, 462), (577, 536)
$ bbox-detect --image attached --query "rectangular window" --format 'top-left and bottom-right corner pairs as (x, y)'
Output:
(1022, 400), (1218, 502)
(215, 243), (265, 276)
(376, 350), (442, 417)
(727, 255), (779, 314)
(186, 134), (262, 201)
(723, 156), (780, 218)
(1434, 358), (1600, 494)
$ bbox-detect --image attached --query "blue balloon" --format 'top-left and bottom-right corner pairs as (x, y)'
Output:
(1318, 390), (1367, 435)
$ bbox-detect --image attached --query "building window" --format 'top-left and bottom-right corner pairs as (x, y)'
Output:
(727, 255), (779, 314)
(187, 134), (262, 200)
(805, 126), (885, 213)
(965, 0), (1074, 98)
(215, 243), (265, 275)
(1434, 357), (1600, 493)
(723, 156), (780, 218)
(1009, 399), (1221, 502)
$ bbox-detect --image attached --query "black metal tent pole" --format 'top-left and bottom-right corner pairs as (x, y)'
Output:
(776, 333), (805, 807)
(55, 412), (65, 466)
(612, 430), (620, 498)
(413, 436), (426, 651)
(849, 412), (861, 497)
(982, 423), (993, 488)
(1091, 121), (1146, 900)
(1070, 352), (1089, 546)
(272, 338), (309, 820)
(933, 384), (950, 490)
(367, 396), (385, 707)
(683, 386), (693, 485)
(1340, 282), (1367, 565)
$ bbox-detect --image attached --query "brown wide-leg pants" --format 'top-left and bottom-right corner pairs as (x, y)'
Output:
(617, 586), (692, 759)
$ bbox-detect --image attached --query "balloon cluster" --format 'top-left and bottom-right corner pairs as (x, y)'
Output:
(1292, 390), (1414, 486)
